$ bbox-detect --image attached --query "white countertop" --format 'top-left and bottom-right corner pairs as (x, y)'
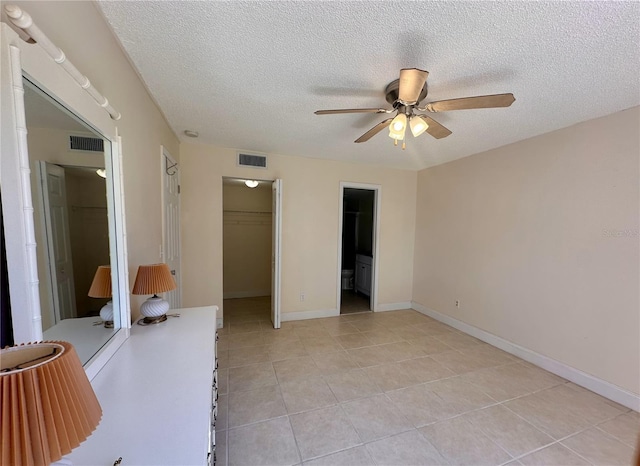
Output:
(68, 306), (218, 466)
(43, 317), (116, 366)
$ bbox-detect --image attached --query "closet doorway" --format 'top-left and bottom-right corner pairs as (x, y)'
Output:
(222, 177), (282, 328)
(337, 183), (380, 314)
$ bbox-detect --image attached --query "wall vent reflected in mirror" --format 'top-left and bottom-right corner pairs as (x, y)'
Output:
(69, 135), (104, 153)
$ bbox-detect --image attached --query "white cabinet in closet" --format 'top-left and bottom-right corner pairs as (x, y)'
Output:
(355, 254), (372, 297)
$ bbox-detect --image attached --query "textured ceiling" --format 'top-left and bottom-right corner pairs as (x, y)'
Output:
(97, 1), (640, 170)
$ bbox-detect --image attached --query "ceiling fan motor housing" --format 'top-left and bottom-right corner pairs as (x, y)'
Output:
(385, 79), (429, 107)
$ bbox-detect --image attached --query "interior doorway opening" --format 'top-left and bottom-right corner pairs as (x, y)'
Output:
(222, 177), (282, 328)
(338, 185), (379, 314)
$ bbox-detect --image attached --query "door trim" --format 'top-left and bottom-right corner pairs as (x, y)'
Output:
(271, 178), (282, 328)
(336, 182), (381, 313)
(161, 146), (181, 308)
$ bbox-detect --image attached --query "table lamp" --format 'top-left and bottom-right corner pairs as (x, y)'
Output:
(88, 265), (113, 328)
(132, 263), (177, 325)
(0, 341), (102, 466)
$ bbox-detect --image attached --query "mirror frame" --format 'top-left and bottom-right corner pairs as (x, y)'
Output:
(0, 23), (131, 379)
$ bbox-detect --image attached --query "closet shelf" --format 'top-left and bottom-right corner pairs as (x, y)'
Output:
(223, 210), (271, 214)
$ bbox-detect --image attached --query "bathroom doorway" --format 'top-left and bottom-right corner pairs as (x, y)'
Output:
(337, 183), (380, 314)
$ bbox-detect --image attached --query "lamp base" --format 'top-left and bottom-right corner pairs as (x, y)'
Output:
(138, 295), (170, 325)
(137, 314), (168, 326)
(99, 301), (114, 328)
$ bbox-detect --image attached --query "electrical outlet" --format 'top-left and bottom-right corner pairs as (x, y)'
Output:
(455, 300), (460, 308)
(300, 292), (305, 302)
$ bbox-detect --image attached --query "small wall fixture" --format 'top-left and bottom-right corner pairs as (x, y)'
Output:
(96, 168), (106, 178)
(245, 180), (259, 188)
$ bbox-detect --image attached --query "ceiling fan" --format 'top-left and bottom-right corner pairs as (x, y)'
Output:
(315, 68), (515, 149)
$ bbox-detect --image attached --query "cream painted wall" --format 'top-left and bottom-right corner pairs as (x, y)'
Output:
(413, 107), (640, 394)
(181, 145), (417, 318)
(222, 183), (272, 298)
(10, 1), (181, 320)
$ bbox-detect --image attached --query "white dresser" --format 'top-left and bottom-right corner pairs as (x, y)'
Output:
(68, 306), (219, 466)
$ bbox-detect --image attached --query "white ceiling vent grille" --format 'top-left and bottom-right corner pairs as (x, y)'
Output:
(69, 135), (104, 153)
(237, 152), (267, 169)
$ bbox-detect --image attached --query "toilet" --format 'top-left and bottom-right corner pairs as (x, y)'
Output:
(341, 269), (354, 290)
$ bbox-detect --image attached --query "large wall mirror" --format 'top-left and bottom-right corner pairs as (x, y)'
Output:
(24, 79), (118, 364)
(1, 21), (130, 379)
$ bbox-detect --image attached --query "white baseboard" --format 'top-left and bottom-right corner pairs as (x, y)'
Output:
(223, 290), (270, 299)
(376, 302), (412, 312)
(411, 301), (640, 411)
(281, 308), (339, 322)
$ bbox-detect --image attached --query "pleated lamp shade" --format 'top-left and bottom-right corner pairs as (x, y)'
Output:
(0, 341), (102, 466)
(132, 263), (176, 295)
(88, 265), (111, 298)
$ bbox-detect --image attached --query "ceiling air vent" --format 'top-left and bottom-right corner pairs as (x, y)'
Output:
(237, 152), (267, 169)
(69, 135), (104, 153)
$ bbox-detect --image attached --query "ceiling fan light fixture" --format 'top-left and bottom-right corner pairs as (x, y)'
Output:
(390, 113), (407, 132)
(388, 129), (404, 140)
(410, 116), (429, 137)
(389, 113), (407, 140)
(245, 180), (259, 188)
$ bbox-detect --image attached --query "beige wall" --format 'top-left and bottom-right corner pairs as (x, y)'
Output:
(412, 107), (640, 395)
(181, 145), (417, 317)
(13, 1), (181, 320)
(222, 183), (272, 298)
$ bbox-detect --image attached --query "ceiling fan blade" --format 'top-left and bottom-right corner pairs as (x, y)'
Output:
(426, 93), (515, 112)
(354, 118), (393, 143)
(417, 115), (452, 139)
(315, 108), (389, 115)
(398, 68), (428, 104)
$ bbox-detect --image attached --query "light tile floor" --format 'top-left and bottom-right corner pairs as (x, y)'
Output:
(217, 297), (639, 466)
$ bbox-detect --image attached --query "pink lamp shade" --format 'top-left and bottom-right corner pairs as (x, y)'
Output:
(88, 265), (111, 298)
(0, 341), (102, 466)
(132, 263), (176, 296)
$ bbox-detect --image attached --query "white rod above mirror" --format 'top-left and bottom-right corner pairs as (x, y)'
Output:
(1, 10), (131, 379)
(4, 4), (121, 121)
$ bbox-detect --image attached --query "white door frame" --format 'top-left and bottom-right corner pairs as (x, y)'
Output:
(271, 178), (282, 328)
(336, 182), (381, 312)
(161, 146), (181, 308)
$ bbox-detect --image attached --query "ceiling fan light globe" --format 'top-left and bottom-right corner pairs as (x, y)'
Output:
(410, 116), (429, 137)
(390, 113), (407, 132)
(388, 129), (404, 140)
